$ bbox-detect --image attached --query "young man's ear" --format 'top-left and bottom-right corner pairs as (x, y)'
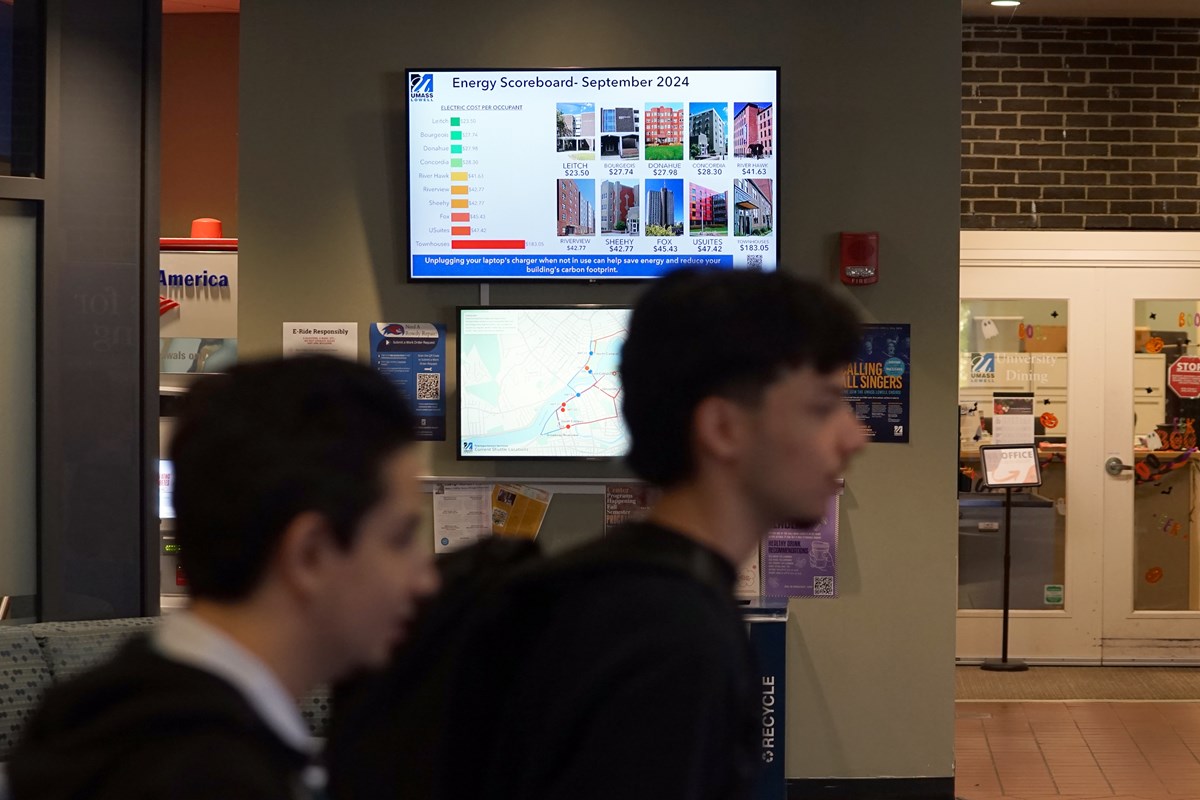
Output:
(273, 511), (339, 599)
(691, 394), (752, 465)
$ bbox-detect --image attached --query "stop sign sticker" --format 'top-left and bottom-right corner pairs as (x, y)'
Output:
(1168, 356), (1200, 399)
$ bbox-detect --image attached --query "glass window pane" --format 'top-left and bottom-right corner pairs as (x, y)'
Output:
(0, 199), (38, 623)
(959, 299), (1068, 611)
(0, 0), (45, 178)
(1132, 301), (1199, 611)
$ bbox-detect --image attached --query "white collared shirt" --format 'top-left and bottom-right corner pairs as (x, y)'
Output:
(154, 611), (326, 793)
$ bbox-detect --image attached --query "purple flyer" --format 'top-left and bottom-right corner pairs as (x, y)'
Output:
(762, 493), (839, 598)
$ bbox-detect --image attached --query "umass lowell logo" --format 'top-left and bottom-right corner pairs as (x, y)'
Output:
(969, 352), (995, 384)
(410, 73), (434, 101)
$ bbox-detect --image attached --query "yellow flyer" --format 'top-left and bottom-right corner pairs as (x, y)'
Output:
(491, 484), (552, 539)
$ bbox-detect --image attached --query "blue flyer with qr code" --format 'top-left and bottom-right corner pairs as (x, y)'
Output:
(844, 322), (910, 444)
(370, 322), (446, 441)
(762, 492), (839, 598)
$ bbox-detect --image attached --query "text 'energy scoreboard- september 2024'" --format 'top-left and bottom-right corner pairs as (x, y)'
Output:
(408, 69), (779, 280)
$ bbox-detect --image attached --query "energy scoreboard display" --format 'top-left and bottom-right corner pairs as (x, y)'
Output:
(408, 68), (779, 280)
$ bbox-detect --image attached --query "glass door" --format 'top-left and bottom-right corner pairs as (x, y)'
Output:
(957, 267), (1106, 661)
(1102, 271), (1200, 662)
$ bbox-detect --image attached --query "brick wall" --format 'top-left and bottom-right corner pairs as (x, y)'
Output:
(963, 18), (1200, 230)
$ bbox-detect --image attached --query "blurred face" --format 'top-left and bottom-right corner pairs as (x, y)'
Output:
(316, 449), (439, 676)
(737, 366), (867, 526)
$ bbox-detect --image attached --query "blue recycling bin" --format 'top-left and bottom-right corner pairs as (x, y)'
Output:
(742, 598), (788, 800)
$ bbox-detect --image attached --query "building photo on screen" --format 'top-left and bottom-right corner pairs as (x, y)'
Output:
(408, 68), (779, 280)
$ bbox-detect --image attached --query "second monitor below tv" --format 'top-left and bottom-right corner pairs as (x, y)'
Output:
(458, 306), (630, 459)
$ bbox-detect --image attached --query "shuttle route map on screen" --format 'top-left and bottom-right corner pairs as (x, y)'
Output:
(409, 68), (778, 279)
(459, 308), (630, 458)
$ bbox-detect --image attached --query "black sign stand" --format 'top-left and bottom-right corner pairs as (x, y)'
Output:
(977, 444), (1042, 673)
(981, 485), (1027, 672)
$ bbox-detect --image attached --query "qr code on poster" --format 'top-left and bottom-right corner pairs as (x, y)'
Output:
(416, 372), (441, 400)
(746, 255), (764, 270)
(812, 576), (834, 597)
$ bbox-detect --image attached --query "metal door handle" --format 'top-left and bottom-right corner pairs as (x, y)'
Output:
(1105, 457), (1134, 476)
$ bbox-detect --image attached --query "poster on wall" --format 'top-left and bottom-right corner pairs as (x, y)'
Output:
(159, 250), (238, 374)
(762, 491), (839, 598)
(432, 483), (491, 553)
(736, 543), (761, 599)
(282, 323), (358, 360)
(603, 484), (659, 534)
(370, 322), (447, 441)
(844, 322), (910, 444)
(491, 483), (552, 539)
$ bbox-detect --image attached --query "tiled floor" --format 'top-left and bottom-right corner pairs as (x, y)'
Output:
(956, 701), (1200, 799)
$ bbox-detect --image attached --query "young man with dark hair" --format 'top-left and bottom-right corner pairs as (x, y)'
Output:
(440, 267), (867, 800)
(10, 356), (439, 800)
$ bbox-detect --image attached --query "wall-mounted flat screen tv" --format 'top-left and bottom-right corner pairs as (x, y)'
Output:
(458, 306), (630, 459)
(409, 67), (779, 280)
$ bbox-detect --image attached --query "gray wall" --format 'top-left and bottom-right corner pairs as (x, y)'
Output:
(240, 0), (960, 780)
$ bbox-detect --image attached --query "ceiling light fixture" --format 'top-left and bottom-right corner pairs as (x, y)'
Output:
(990, 0), (1021, 6)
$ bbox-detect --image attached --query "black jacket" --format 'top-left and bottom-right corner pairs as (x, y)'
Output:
(9, 636), (312, 800)
(439, 521), (760, 800)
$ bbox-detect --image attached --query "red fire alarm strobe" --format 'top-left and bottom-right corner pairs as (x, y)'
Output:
(840, 232), (879, 286)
